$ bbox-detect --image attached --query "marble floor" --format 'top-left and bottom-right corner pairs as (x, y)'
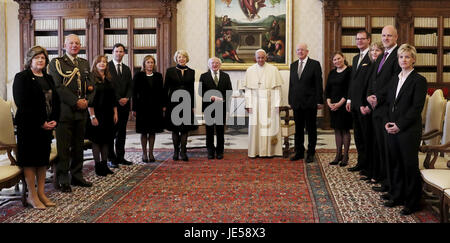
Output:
(0, 126), (355, 167)
(126, 127), (355, 151)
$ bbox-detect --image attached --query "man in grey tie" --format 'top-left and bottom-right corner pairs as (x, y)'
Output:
(288, 43), (324, 163)
(345, 30), (373, 176)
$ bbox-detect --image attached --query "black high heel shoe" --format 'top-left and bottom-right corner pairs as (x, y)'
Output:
(329, 154), (342, 165)
(173, 148), (180, 161)
(180, 152), (189, 161)
(339, 155), (349, 167)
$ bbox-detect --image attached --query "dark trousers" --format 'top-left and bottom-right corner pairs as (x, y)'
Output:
(352, 109), (373, 175)
(387, 133), (422, 209)
(293, 108), (318, 156)
(206, 124), (225, 155)
(372, 114), (390, 188)
(55, 119), (86, 185)
(109, 104), (129, 161)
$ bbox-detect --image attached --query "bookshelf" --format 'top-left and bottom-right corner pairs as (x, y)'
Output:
(338, 16), (397, 74)
(444, 18), (450, 82)
(131, 17), (158, 71)
(101, 16), (159, 73)
(340, 16), (366, 64)
(321, 0), (450, 129)
(413, 17), (438, 83)
(324, 0), (450, 90)
(15, 0), (179, 75)
(32, 18), (88, 61)
(33, 18), (60, 60)
(103, 17), (129, 66)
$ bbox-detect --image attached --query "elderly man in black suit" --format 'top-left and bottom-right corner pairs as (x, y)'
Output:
(289, 43), (324, 163)
(366, 25), (401, 193)
(199, 57), (233, 160)
(346, 30), (373, 175)
(107, 43), (133, 167)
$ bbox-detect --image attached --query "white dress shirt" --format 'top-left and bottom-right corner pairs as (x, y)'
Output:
(113, 59), (123, 74)
(396, 69), (414, 99)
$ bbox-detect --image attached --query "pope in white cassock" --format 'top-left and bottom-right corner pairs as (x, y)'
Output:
(243, 49), (283, 158)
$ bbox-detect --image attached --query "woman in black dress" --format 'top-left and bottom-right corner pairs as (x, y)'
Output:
(325, 51), (353, 166)
(132, 55), (164, 162)
(164, 50), (197, 161)
(86, 55), (118, 176)
(13, 46), (60, 209)
(363, 42), (385, 183)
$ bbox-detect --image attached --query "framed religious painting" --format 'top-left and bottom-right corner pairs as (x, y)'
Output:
(210, 0), (293, 70)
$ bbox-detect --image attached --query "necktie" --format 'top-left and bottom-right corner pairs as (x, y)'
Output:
(214, 71), (219, 86)
(298, 60), (304, 79)
(377, 52), (389, 73)
(357, 53), (364, 68)
(117, 63), (122, 78)
(73, 58), (78, 67)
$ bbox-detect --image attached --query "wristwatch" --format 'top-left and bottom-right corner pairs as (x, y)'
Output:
(90, 115), (96, 120)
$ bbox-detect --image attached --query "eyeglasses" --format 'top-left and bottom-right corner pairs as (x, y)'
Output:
(355, 38), (368, 41)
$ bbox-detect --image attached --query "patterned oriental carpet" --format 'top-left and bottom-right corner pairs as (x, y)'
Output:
(0, 149), (439, 223)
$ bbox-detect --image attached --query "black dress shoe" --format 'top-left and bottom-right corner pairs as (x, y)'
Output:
(372, 186), (388, 192)
(181, 153), (189, 161)
(208, 154), (215, 159)
(380, 193), (391, 200)
(339, 155), (348, 167)
(400, 207), (414, 215)
(119, 159), (133, 165)
(347, 165), (361, 172)
(329, 154), (342, 165)
(71, 178), (93, 187)
(384, 200), (401, 208)
(339, 161), (348, 167)
(290, 153), (304, 161)
(173, 149), (180, 161)
(57, 184), (72, 193)
(329, 160), (339, 165)
(216, 154), (223, 160)
(306, 154), (315, 163)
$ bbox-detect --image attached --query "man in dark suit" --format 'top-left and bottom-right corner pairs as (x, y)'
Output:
(345, 30), (373, 175)
(48, 34), (95, 192)
(289, 43), (324, 163)
(107, 43), (133, 167)
(199, 57), (233, 160)
(366, 25), (401, 193)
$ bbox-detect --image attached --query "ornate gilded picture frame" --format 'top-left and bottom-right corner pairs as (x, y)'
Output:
(210, 0), (293, 70)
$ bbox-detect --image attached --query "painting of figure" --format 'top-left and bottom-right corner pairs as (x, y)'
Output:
(239, 0), (267, 20)
(210, 0), (292, 70)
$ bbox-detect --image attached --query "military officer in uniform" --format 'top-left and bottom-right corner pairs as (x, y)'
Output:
(48, 34), (95, 192)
